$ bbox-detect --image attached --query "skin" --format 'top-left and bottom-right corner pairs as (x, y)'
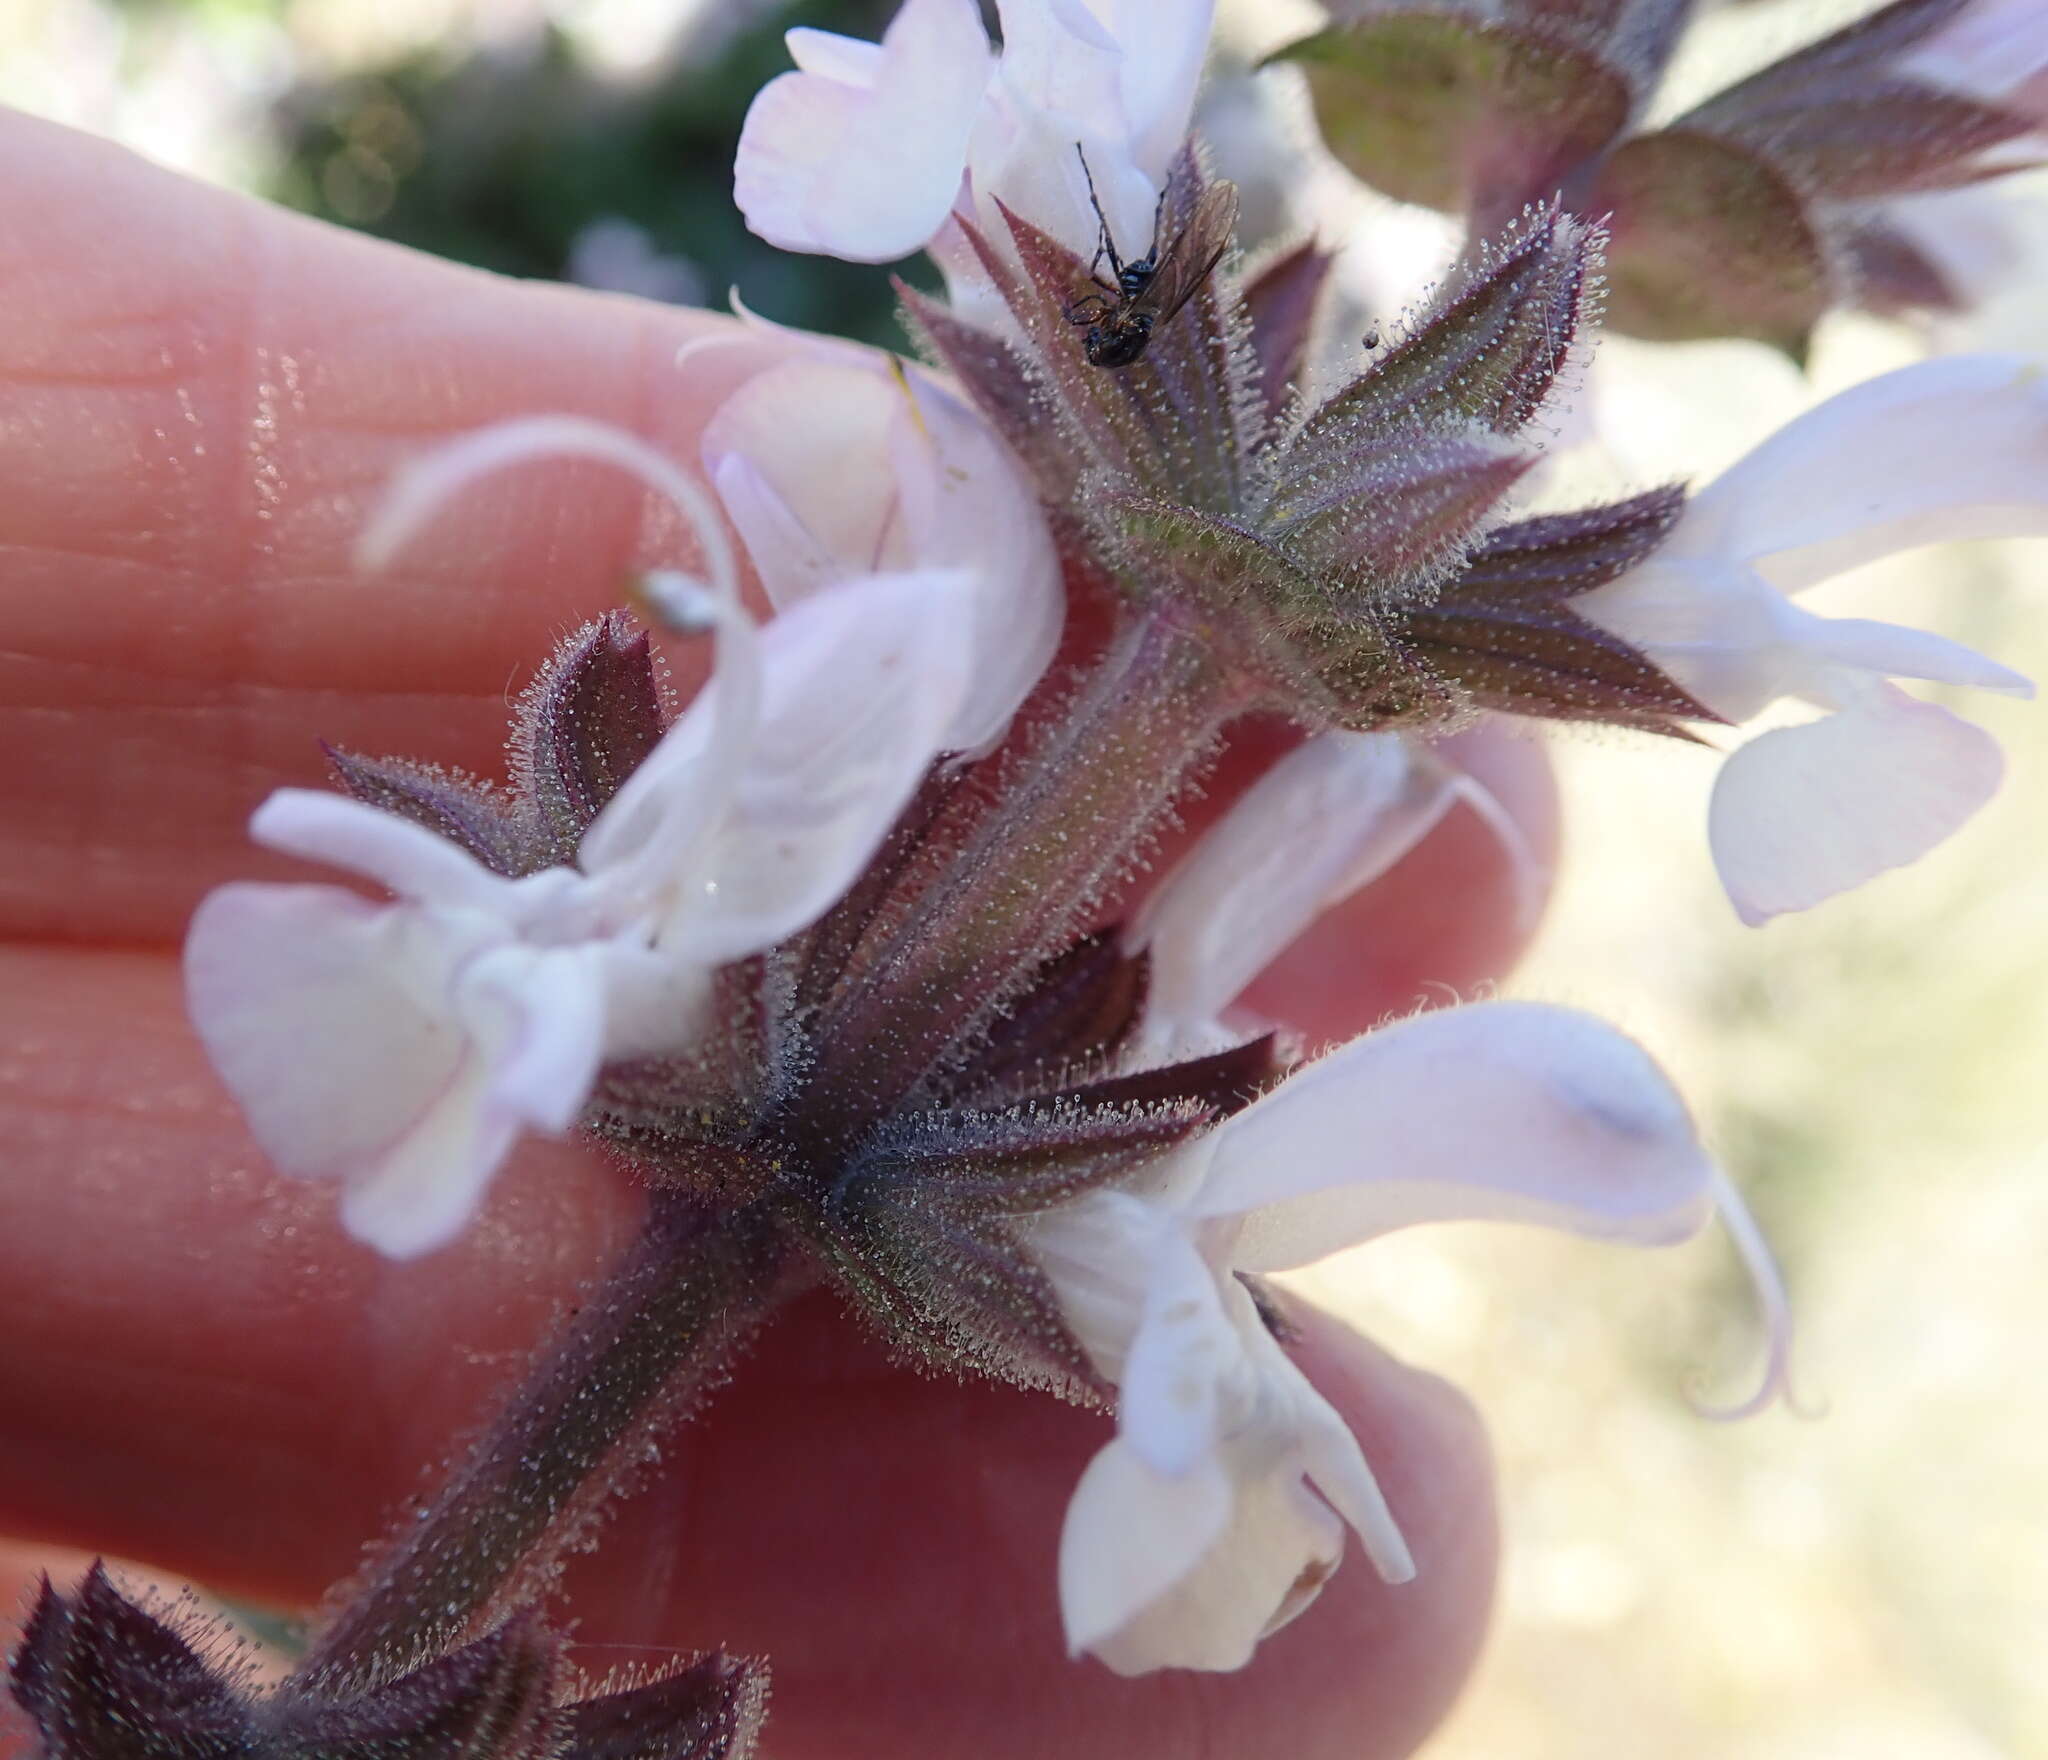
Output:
(0, 110), (1561, 1759)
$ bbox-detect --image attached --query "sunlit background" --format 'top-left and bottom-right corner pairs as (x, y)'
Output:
(5, 1), (2045, 1755)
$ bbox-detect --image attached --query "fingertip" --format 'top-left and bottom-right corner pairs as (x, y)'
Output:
(559, 1294), (1495, 1760)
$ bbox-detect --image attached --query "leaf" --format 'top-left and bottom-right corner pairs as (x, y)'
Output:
(1681, 0), (1967, 110)
(844, 1095), (1214, 1218)
(989, 203), (1176, 495)
(1455, 485), (1686, 598)
(1669, 0), (2036, 200)
(559, 1654), (768, 1760)
(1240, 238), (1337, 426)
(1264, 427), (1535, 596)
(1841, 217), (1965, 315)
(946, 929), (1150, 1100)
(897, 282), (1076, 499)
(1035, 1034), (1290, 1122)
(1102, 495), (1324, 666)
(974, 150), (1257, 515)
(1695, 0), (1970, 81)
(511, 612), (671, 861)
(288, 1614), (564, 1760)
(1589, 128), (1834, 354)
(1402, 487), (1715, 729)
(1279, 13), (1632, 225)
(1278, 203), (1599, 461)
(9, 1565), (253, 1760)
(1502, 0), (1693, 88)
(1694, 80), (2031, 199)
(1397, 597), (1712, 730)
(323, 747), (530, 878)
(868, 1206), (1113, 1399)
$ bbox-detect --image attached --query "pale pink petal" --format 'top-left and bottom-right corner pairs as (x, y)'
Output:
(675, 568), (978, 960)
(735, 0), (992, 262)
(334, 1056), (521, 1261)
(1190, 1003), (1715, 1270)
(1065, 1441), (1349, 1675)
(185, 884), (474, 1191)
(1058, 1442), (1234, 1666)
(249, 790), (508, 912)
(1098, 0), (1213, 176)
(577, 622), (755, 898)
(1016, 1190), (1157, 1381)
(1709, 685), (2006, 925)
(706, 355), (1058, 752)
(990, 0), (1122, 131)
(709, 453), (841, 610)
(1242, 1318), (1414, 1584)
(718, 289), (881, 371)
(702, 361), (906, 593)
(970, 98), (1156, 263)
(888, 371), (1063, 749)
(1792, 610), (2033, 700)
(974, 0), (1154, 254)
(470, 945), (610, 1135)
(1581, 561), (2033, 724)
(1576, 559), (1797, 722)
(971, 0), (1209, 258)
(186, 887), (614, 1260)
(334, 951), (615, 1260)
(1665, 356), (2048, 592)
(1119, 1225), (1239, 1475)
(784, 27), (883, 85)
(596, 944), (719, 1062)
(1132, 734), (1461, 1033)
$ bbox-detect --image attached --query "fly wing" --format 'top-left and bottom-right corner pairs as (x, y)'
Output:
(1131, 179), (1239, 327)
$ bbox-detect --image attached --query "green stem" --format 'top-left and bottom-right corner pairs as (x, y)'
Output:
(807, 609), (1240, 1126)
(298, 1193), (788, 1688)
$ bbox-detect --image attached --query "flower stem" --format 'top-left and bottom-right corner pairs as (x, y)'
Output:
(807, 609), (1241, 1127)
(298, 1192), (788, 1688)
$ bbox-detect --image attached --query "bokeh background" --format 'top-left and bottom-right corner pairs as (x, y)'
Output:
(4, 0), (2044, 1755)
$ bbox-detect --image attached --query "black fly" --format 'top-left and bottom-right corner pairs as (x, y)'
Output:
(1063, 146), (1238, 370)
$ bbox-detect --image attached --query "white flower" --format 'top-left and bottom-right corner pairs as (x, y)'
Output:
(1130, 730), (1546, 1044)
(1576, 355), (2045, 924)
(1023, 1001), (1788, 1675)
(186, 419), (981, 1259)
(733, 0), (993, 262)
(734, 0), (1212, 277)
(702, 352), (1062, 754)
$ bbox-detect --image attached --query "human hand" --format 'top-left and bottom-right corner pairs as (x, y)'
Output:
(0, 108), (1550, 1759)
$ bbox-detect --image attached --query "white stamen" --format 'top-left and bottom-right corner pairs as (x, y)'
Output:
(1688, 1168), (1801, 1421)
(352, 414), (767, 917)
(353, 412), (741, 612)
(1349, 1469), (1418, 1585)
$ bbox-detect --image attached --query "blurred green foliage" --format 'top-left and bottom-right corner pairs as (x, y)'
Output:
(265, 1), (939, 349)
